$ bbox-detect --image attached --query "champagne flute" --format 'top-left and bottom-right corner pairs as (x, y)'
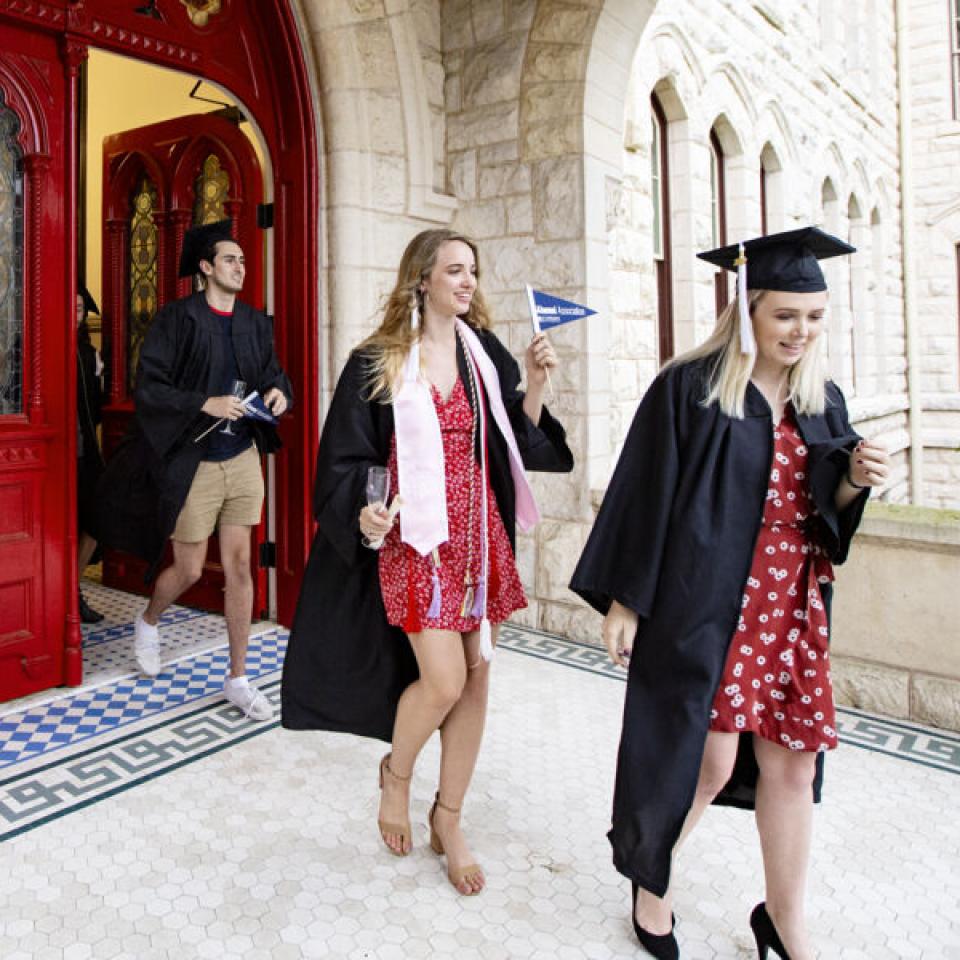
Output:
(221, 379), (247, 435)
(365, 466), (390, 549)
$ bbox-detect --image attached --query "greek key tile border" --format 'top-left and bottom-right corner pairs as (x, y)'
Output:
(496, 624), (960, 777)
(0, 681), (281, 842)
(1, 622), (957, 843)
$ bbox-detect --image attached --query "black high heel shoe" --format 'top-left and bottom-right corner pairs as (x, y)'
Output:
(631, 882), (679, 960)
(750, 902), (790, 959)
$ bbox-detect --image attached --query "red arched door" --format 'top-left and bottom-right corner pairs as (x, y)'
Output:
(99, 113), (268, 616)
(0, 21), (72, 702)
(0, 1), (318, 705)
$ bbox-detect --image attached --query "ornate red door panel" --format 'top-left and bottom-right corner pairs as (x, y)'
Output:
(0, 0), (318, 704)
(0, 23), (76, 702)
(99, 113), (267, 615)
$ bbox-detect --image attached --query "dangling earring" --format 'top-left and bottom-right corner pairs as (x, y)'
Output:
(410, 291), (421, 332)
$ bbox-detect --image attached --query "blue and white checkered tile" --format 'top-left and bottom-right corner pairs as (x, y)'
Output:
(0, 629), (287, 769)
(78, 581), (208, 648)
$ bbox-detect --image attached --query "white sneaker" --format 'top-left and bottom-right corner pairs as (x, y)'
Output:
(224, 678), (273, 721)
(134, 613), (161, 676)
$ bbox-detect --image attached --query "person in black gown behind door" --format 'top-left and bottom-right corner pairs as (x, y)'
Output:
(571, 228), (889, 960)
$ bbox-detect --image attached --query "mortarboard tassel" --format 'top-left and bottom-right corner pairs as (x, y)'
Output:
(735, 243), (756, 356)
(479, 619), (493, 661)
(410, 296), (420, 333)
(427, 549), (442, 619)
(469, 576), (486, 619)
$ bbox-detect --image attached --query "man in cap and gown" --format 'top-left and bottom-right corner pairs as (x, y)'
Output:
(98, 220), (292, 719)
(571, 228), (883, 952)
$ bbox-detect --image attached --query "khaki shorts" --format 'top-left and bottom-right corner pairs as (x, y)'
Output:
(172, 445), (264, 542)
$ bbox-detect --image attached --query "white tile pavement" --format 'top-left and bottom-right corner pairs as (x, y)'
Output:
(0, 590), (958, 959)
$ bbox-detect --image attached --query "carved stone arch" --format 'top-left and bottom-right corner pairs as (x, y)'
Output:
(386, 0), (456, 223)
(578, 0), (657, 488)
(710, 61), (759, 133)
(852, 159), (871, 209)
(754, 100), (797, 167)
(649, 23), (707, 95)
(827, 142), (849, 188)
(873, 178), (892, 223)
(638, 28), (702, 115)
(812, 142), (846, 217)
(0, 57), (50, 156)
(848, 191), (865, 222)
(709, 112), (745, 157)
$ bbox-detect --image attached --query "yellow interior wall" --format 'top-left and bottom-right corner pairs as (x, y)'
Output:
(84, 48), (265, 316)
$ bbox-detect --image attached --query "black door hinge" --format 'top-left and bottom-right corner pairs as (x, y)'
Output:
(257, 203), (274, 229)
(259, 540), (276, 569)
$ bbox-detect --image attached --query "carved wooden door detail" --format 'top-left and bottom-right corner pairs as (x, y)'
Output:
(99, 112), (267, 616)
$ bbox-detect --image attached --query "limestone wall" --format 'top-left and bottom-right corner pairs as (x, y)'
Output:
(294, 0), (956, 662)
(909, 0), (960, 508)
(831, 504), (960, 731)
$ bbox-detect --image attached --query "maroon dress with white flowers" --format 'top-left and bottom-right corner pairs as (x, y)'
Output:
(378, 377), (527, 634)
(710, 406), (837, 752)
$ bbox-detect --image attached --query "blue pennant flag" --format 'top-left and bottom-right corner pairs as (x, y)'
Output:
(525, 284), (597, 332)
(242, 391), (278, 424)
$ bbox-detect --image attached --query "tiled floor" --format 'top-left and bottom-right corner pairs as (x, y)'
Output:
(1, 584), (958, 959)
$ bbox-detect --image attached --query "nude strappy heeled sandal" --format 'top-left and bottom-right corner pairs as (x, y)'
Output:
(377, 753), (412, 856)
(428, 793), (484, 895)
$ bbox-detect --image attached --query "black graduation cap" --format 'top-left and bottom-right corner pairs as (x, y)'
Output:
(79, 283), (100, 316)
(177, 219), (234, 278)
(697, 226), (855, 293)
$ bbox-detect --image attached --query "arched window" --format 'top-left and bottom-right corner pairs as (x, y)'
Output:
(709, 127), (728, 316)
(847, 194), (866, 395)
(651, 92), (673, 362)
(0, 98), (24, 416)
(871, 208), (886, 394)
(759, 143), (783, 235)
(956, 242), (960, 386)
(821, 178), (841, 379)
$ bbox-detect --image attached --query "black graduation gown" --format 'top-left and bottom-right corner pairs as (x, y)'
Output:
(96, 292), (293, 577)
(281, 326), (574, 742)
(569, 354), (869, 898)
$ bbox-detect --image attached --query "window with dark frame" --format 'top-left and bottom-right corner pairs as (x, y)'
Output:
(0, 97), (24, 416)
(651, 93), (674, 362)
(709, 127), (728, 317)
(760, 164), (768, 236)
(953, 0), (960, 119)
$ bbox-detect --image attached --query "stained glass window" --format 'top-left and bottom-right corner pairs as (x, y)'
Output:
(0, 97), (24, 415)
(128, 175), (158, 391)
(193, 153), (230, 225)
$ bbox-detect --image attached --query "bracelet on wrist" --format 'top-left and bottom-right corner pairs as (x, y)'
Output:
(845, 471), (867, 490)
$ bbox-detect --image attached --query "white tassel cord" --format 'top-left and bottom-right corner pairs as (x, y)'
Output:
(735, 243), (756, 356)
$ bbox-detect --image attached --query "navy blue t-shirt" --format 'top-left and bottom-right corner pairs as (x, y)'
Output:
(204, 305), (253, 462)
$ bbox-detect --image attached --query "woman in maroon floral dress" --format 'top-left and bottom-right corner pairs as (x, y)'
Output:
(572, 228), (890, 959)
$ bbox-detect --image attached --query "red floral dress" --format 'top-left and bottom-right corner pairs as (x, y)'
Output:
(378, 377), (527, 634)
(710, 407), (837, 752)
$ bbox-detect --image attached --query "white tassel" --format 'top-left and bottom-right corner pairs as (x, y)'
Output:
(410, 298), (420, 332)
(479, 619), (494, 661)
(735, 243), (755, 356)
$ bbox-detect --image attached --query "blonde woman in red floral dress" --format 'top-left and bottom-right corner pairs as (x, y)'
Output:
(572, 229), (890, 960)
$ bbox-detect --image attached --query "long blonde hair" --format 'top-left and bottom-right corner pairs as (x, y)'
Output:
(358, 229), (493, 402)
(666, 290), (828, 418)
